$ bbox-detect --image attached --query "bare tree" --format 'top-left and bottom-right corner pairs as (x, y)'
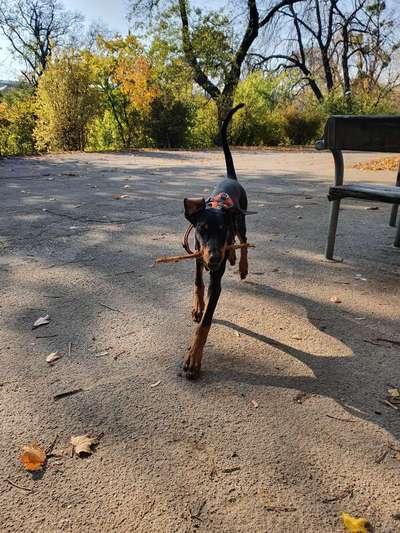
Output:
(252, 0), (400, 104)
(130, 0), (303, 126)
(0, 0), (82, 86)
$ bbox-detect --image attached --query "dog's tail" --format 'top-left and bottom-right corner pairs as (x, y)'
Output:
(221, 103), (244, 180)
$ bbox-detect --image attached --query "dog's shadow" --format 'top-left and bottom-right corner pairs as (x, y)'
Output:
(204, 280), (400, 441)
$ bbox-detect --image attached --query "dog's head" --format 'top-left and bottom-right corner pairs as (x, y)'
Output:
(184, 197), (235, 271)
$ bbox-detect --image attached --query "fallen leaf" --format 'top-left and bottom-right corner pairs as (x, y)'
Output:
(234, 331), (240, 337)
(387, 388), (400, 405)
(251, 400), (259, 408)
(70, 435), (97, 456)
(32, 315), (50, 329)
(112, 194), (129, 200)
(353, 156), (400, 172)
(341, 512), (370, 533)
(150, 380), (161, 388)
(46, 351), (61, 364)
(20, 443), (46, 471)
(330, 297), (342, 304)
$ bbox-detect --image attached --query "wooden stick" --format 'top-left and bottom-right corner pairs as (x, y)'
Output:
(155, 243), (256, 264)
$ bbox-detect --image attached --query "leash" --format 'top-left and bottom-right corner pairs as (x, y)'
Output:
(182, 224), (194, 255)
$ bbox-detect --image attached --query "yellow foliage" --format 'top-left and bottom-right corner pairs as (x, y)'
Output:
(341, 512), (371, 533)
(353, 156), (400, 171)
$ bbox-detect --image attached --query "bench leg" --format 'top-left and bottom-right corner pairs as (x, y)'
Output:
(395, 220), (400, 248)
(389, 204), (398, 227)
(325, 200), (341, 260)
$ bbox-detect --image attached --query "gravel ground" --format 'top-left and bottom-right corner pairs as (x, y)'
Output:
(0, 149), (399, 532)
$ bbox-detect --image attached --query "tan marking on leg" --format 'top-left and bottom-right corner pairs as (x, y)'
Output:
(239, 247), (248, 279)
(183, 325), (211, 379)
(192, 285), (205, 322)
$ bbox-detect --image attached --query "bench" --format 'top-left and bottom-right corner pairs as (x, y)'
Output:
(316, 115), (400, 259)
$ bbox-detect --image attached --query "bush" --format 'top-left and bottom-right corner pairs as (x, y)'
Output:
(0, 88), (36, 156)
(35, 51), (98, 151)
(282, 105), (324, 145)
(147, 94), (193, 148)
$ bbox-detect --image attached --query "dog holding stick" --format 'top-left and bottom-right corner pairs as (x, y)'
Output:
(182, 103), (255, 379)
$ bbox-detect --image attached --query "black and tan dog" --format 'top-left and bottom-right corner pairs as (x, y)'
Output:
(183, 103), (254, 379)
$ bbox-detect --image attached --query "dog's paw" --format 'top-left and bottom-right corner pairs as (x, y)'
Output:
(192, 308), (203, 323)
(183, 356), (201, 380)
(240, 271), (248, 280)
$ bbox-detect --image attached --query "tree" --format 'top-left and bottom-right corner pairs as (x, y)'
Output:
(35, 50), (97, 151)
(252, 0), (400, 106)
(0, 0), (82, 86)
(129, 0), (303, 128)
(88, 35), (158, 148)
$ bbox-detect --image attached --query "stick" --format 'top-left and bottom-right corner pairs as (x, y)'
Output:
(5, 478), (33, 492)
(155, 243), (256, 264)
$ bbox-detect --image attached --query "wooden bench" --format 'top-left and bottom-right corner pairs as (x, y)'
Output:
(316, 115), (400, 259)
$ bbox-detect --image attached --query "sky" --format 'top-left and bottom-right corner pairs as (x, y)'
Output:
(0, 0), (130, 79)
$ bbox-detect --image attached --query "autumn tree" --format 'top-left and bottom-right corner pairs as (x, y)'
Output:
(129, 0), (303, 127)
(0, 0), (82, 86)
(89, 35), (158, 148)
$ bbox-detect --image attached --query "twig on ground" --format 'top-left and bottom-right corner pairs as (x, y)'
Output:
(46, 434), (59, 455)
(5, 478), (33, 492)
(326, 414), (358, 423)
(98, 302), (123, 314)
(264, 506), (297, 512)
(381, 400), (399, 411)
(113, 351), (126, 361)
(54, 388), (83, 401)
(376, 337), (400, 347)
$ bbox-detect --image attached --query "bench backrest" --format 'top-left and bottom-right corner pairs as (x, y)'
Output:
(321, 115), (400, 152)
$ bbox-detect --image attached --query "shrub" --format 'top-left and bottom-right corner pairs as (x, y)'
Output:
(282, 105), (324, 145)
(0, 88), (36, 156)
(35, 51), (98, 151)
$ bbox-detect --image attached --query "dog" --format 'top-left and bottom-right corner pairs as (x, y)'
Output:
(182, 103), (253, 379)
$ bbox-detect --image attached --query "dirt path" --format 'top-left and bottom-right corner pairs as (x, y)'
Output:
(1, 149), (399, 532)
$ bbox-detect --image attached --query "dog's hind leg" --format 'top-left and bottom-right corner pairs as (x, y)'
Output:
(184, 260), (226, 379)
(236, 215), (248, 280)
(192, 254), (205, 322)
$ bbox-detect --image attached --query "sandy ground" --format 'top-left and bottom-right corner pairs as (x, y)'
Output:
(0, 148), (399, 533)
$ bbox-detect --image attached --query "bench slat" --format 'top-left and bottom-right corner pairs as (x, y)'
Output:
(329, 184), (400, 203)
(324, 115), (400, 152)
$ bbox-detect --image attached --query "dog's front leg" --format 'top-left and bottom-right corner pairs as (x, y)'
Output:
(184, 260), (226, 379)
(192, 256), (205, 322)
(237, 215), (248, 280)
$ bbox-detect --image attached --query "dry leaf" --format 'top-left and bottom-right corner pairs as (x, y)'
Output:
(112, 194), (129, 200)
(150, 380), (161, 388)
(387, 388), (400, 405)
(330, 297), (342, 304)
(341, 512), (370, 533)
(353, 156), (400, 171)
(70, 435), (97, 456)
(46, 351), (61, 364)
(32, 315), (50, 329)
(20, 443), (46, 471)
(234, 331), (240, 337)
(251, 400), (259, 408)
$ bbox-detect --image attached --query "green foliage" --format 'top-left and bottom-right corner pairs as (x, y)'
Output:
(147, 94), (193, 148)
(0, 88), (36, 156)
(35, 50), (98, 151)
(282, 105), (324, 145)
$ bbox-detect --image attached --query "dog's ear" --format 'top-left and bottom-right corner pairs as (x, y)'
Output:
(184, 198), (206, 223)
